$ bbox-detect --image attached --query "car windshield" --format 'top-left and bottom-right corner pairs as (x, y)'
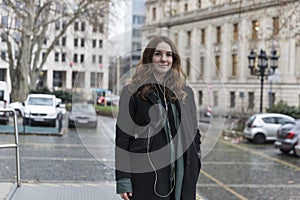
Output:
(72, 104), (95, 112)
(28, 97), (53, 106)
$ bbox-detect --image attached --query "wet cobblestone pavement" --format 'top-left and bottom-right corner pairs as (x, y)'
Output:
(197, 120), (300, 200)
(0, 116), (299, 199)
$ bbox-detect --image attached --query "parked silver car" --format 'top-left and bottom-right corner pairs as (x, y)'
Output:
(274, 120), (300, 156)
(68, 103), (97, 128)
(295, 138), (300, 157)
(243, 113), (295, 144)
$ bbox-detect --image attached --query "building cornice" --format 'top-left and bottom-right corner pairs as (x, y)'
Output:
(145, 0), (295, 28)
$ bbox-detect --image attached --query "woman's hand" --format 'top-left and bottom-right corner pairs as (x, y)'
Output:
(120, 192), (132, 200)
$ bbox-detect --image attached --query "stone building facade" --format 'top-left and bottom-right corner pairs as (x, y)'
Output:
(0, 1), (109, 100)
(143, 0), (300, 116)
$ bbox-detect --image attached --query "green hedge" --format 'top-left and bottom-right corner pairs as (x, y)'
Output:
(30, 87), (72, 103)
(95, 105), (118, 117)
(266, 100), (300, 119)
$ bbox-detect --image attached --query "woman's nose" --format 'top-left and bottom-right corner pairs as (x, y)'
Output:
(161, 54), (167, 61)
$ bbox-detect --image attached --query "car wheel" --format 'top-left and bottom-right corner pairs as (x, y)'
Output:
(68, 121), (74, 128)
(253, 133), (265, 144)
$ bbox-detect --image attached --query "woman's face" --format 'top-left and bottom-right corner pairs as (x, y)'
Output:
(152, 42), (173, 77)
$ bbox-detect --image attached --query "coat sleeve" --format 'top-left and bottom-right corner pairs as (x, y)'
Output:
(186, 86), (201, 155)
(115, 86), (135, 183)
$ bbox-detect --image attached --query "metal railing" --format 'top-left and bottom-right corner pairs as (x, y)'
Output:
(0, 108), (21, 187)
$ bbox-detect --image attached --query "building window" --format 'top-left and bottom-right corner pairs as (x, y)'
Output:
(273, 17), (279, 36)
(184, 3), (188, 12)
(92, 39), (96, 48)
(81, 38), (85, 47)
(54, 52), (59, 62)
(73, 54), (78, 63)
(99, 40), (103, 48)
(230, 91), (235, 108)
(132, 42), (141, 50)
(133, 29), (141, 37)
(15, 18), (20, 29)
(81, 22), (85, 31)
(215, 55), (220, 76)
(186, 58), (191, 77)
(174, 33), (178, 47)
(152, 7), (156, 20)
(216, 26), (221, 43)
(296, 45), (300, 76)
(98, 55), (102, 64)
(187, 31), (191, 47)
(80, 54), (84, 63)
(99, 23), (104, 33)
(74, 38), (78, 47)
(55, 20), (60, 30)
(62, 20), (66, 29)
(74, 22), (79, 31)
(132, 55), (140, 61)
(55, 2), (61, 14)
(14, 50), (19, 60)
(248, 92), (254, 109)
(198, 91), (203, 106)
(233, 23), (238, 41)
(201, 28), (205, 45)
(1, 51), (6, 60)
(213, 91), (218, 107)
(1, 16), (8, 28)
(61, 53), (66, 62)
(200, 57), (205, 75)
(62, 37), (66, 46)
(270, 92), (275, 107)
(53, 71), (63, 87)
(232, 54), (237, 76)
(92, 24), (97, 32)
(0, 69), (6, 81)
(90, 72), (103, 87)
(92, 55), (96, 64)
(197, 0), (202, 8)
(252, 20), (259, 40)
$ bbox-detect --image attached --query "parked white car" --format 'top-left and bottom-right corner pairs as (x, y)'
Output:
(243, 113), (295, 144)
(23, 94), (62, 127)
(0, 81), (10, 124)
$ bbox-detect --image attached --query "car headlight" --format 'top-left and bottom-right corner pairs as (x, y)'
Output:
(48, 111), (57, 117)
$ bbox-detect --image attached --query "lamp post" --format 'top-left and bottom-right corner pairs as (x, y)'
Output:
(248, 49), (279, 113)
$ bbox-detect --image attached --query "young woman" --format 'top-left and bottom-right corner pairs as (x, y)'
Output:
(115, 36), (201, 200)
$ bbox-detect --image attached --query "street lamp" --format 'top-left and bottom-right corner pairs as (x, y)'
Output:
(248, 49), (279, 113)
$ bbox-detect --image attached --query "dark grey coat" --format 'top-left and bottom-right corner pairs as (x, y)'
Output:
(115, 84), (201, 200)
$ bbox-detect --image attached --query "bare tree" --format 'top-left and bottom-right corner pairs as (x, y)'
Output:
(0, 0), (109, 101)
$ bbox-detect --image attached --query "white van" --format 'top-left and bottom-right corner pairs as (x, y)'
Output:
(0, 81), (10, 124)
(23, 94), (61, 127)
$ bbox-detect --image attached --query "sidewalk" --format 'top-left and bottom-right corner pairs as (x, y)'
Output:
(1, 182), (206, 200)
(0, 183), (14, 200)
(0, 181), (121, 200)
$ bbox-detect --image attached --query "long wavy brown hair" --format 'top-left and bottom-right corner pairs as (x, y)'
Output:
(129, 36), (187, 102)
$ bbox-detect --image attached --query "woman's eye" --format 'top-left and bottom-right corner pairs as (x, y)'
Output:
(154, 52), (161, 56)
(166, 53), (172, 57)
